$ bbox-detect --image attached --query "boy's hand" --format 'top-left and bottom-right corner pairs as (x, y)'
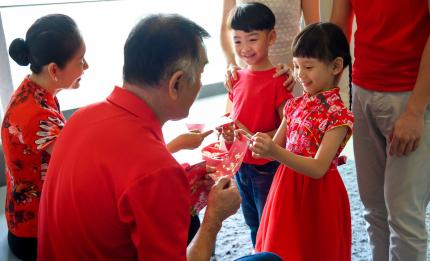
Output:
(273, 63), (295, 92)
(217, 122), (235, 143)
(224, 63), (239, 92)
(249, 132), (275, 159)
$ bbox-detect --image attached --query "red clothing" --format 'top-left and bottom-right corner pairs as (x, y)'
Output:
(229, 68), (292, 164)
(38, 87), (190, 261)
(1, 77), (65, 238)
(255, 88), (353, 260)
(351, 0), (430, 92)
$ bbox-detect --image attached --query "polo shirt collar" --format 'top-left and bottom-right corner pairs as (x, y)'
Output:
(107, 86), (164, 142)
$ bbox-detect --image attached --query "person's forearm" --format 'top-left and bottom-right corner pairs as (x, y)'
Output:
(187, 216), (221, 261)
(166, 136), (183, 153)
(330, 0), (354, 42)
(220, 0), (237, 66)
(271, 145), (329, 179)
(406, 36), (430, 115)
(302, 0), (320, 25)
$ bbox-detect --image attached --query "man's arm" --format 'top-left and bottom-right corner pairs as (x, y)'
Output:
(302, 0), (320, 25)
(187, 177), (241, 261)
(330, 0), (354, 42)
(389, 3), (430, 156)
(220, 0), (237, 67)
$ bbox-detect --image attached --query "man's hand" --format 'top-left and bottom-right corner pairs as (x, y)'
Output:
(204, 177), (241, 226)
(249, 132), (276, 159)
(274, 63), (295, 92)
(389, 111), (424, 156)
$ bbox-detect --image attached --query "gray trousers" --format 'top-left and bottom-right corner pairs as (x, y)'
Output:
(353, 84), (430, 261)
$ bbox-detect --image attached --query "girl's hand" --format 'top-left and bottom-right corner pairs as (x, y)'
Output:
(273, 63), (295, 92)
(224, 63), (239, 92)
(249, 132), (276, 159)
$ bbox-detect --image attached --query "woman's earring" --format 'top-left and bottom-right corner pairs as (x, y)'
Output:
(54, 77), (58, 82)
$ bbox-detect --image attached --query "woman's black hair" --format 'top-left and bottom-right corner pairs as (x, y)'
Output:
(8, 14), (83, 74)
(229, 2), (275, 32)
(292, 22), (352, 109)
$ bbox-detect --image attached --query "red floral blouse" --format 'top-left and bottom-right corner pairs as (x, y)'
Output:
(284, 88), (353, 163)
(1, 77), (66, 237)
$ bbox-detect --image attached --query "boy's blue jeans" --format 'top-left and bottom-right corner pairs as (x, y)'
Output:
(235, 161), (279, 246)
(234, 252), (283, 261)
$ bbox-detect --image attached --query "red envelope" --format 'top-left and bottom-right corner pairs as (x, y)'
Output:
(201, 134), (250, 180)
(183, 161), (211, 216)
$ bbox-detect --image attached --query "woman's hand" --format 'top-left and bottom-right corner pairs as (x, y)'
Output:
(167, 130), (213, 153)
(274, 63), (295, 92)
(224, 63), (240, 92)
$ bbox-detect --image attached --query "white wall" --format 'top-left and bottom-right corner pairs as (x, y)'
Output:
(0, 12), (13, 125)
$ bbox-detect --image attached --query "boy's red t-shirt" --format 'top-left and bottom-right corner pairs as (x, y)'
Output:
(1, 77), (66, 238)
(229, 68), (293, 165)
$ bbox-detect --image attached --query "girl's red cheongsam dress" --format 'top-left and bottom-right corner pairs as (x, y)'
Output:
(255, 87), (354, 261)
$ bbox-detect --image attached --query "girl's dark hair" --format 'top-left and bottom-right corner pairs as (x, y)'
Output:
(8, 14), (83, 74)
(292, 22), (353, 109)
(230, 2), (275, 32)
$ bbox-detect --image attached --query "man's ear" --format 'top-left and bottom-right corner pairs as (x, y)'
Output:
(47, 62), (59, 82)
(268, 29), (277, 46)
(167, 70), (184, 100)
(332, 57), (345, 76)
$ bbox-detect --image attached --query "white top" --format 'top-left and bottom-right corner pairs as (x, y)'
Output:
(237, 0), (302, 65)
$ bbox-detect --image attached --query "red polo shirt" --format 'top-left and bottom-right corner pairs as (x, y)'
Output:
(38, 86), (190, 261)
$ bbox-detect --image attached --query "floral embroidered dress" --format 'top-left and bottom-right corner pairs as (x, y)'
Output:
(255, 88), (353, 260)
(1, 77), (65, 238)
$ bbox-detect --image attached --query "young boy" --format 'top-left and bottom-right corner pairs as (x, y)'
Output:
(222, 2), (293, 246)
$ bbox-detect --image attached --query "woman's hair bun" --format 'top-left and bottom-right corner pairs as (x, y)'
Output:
(9, 38), (30, 66)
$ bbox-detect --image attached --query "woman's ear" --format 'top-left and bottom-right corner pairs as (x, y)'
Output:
(332, 57), (345, 76)
(47, 62), (59, 82)
(167, 70), (184, 100)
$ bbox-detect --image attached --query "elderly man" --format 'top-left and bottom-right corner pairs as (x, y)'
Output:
(37, 14), (281, 261)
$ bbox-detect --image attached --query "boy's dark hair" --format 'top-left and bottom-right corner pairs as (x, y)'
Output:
(292, 22), (353, 109)
(8, 14), (83, 74)
(123, 14), (210, 88)
(229, 2), (275, 32)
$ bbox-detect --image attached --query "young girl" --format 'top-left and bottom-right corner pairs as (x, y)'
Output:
(249, 22), (353, 260)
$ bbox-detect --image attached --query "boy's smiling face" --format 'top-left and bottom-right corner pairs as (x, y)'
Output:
(232, 29), (276, 70)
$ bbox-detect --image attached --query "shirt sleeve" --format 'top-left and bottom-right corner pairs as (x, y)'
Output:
(118, 166), (190, 261)
(326, 106), (354, 145)
(275, 75), (294, 109)
(22, 109), (65, 152)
